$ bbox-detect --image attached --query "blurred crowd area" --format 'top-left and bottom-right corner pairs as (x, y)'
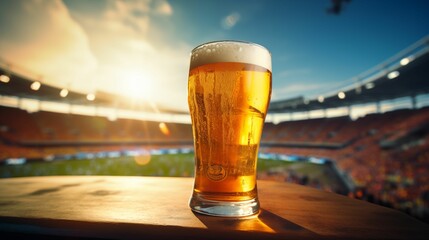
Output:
(1, 105), (429, 222)
(261, 107), (429, 222)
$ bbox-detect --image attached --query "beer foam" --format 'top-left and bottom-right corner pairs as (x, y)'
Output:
(190, 41), (272, 71)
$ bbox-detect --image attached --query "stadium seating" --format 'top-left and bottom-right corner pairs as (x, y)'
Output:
(0, 105), (193, 159)
(261, 107), (429, 220)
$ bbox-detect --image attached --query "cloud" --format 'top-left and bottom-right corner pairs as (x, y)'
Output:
(100, 0), (173, 33)
(0, 0), (97, 89)
(222, 12), (240, 29)
(66, 0), (190, 111)
(154, 1), (173, 15)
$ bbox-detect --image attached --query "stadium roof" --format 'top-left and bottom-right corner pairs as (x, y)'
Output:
(0, 68), (180, 114)
(269, 35), (429, 113)
(1, 36), (429, 115)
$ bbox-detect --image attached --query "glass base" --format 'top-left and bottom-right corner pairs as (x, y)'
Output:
(189, 193), (260, 217)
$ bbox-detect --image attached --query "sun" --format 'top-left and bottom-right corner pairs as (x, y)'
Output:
(119, 71), (154, 100)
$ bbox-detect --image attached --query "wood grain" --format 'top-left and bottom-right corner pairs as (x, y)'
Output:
(0, 176), (427, 239)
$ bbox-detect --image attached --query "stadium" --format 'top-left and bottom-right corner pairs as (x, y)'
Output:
(2, 34), (429, 222)
(0, 1), (428, 238)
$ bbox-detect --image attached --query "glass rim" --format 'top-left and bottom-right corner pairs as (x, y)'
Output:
(191, 40), (271, 56)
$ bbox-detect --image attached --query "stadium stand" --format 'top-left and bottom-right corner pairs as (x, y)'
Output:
(0, 105), (193, 159)
(261, 107), (429, 221)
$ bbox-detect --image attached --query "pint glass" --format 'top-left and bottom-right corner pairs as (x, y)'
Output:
(188, 41), (272, 217)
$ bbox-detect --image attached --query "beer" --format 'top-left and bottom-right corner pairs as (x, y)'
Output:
(188, 41), (272, 217)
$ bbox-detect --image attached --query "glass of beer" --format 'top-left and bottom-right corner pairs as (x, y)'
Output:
(188, 40), (272, 217)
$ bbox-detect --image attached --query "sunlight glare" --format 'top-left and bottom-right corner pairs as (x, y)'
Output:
(120, 72), (154, 100)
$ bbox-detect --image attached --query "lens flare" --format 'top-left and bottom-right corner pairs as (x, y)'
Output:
(134, 154), (151, 166)
(159, 122), (170, 136)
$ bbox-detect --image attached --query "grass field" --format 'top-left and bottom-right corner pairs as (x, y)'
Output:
(0, 154), (286, 177)
(0, 154), (341, 191)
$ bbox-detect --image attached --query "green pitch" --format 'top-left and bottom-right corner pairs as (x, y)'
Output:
(0, 154), (334, 187)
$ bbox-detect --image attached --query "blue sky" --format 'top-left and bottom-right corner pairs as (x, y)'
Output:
(1, 0), (428, 112)
(167, 0), (429, 100)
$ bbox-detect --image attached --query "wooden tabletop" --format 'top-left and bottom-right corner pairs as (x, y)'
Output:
(0, 176), (427, 239)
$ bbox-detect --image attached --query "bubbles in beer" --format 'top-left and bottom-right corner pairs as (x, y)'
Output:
(188, 61), (271, 201)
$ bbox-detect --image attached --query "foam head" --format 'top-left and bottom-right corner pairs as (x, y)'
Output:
(190, 41), (272, 71)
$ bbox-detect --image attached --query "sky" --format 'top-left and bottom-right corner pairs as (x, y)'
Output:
(0, 0), (428, 113)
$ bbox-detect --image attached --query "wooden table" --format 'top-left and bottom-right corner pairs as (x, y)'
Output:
(0, 176), (427, 239)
